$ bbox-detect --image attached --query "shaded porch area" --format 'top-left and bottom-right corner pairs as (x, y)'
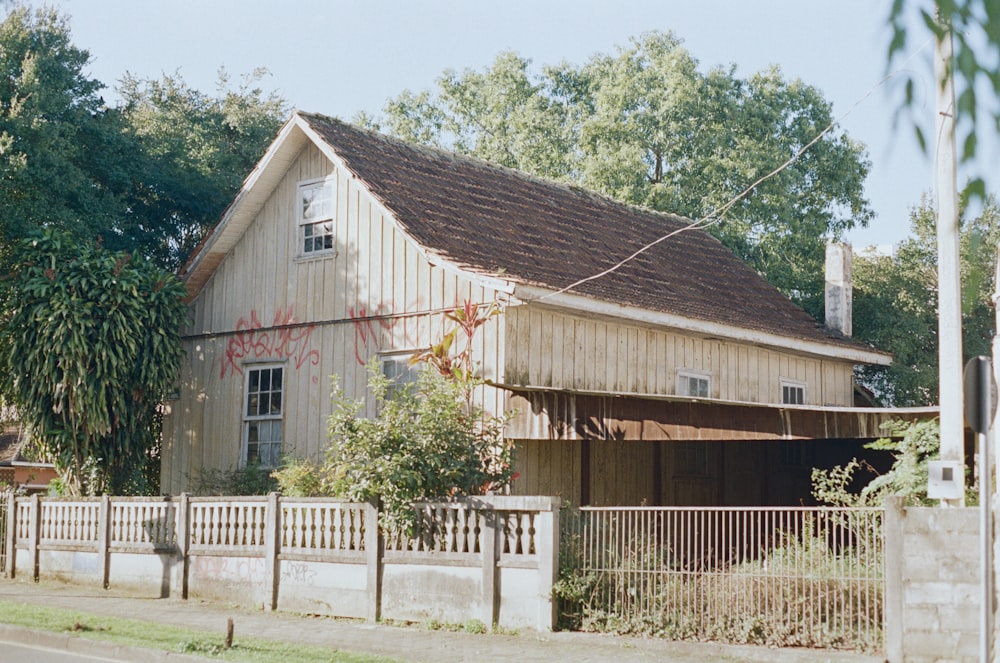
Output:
(504, 389), (936, 507)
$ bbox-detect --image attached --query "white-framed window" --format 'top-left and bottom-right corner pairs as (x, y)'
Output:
(781, 379), (806, 405)
(297, 178), (336, 255)
(677, 370), (711, 398)
(379, 351), (420, 399)
(242, 364), (284, 468)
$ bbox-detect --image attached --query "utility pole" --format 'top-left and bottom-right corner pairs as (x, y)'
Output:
(934, 3), (964, 507)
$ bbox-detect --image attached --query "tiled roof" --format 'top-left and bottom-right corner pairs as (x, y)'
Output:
(300, 112), (877, 354)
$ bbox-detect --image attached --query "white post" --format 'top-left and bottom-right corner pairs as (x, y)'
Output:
(934, 3), (964, 506)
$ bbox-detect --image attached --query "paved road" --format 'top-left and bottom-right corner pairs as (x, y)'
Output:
(0, 641), (132, 662)
(0, 579), (885, 663)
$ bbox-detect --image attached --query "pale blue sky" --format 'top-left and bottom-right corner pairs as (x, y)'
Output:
(49, 0), (973, 250)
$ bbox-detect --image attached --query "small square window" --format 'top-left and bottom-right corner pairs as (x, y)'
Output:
(380, 352), (420, 399)
(675, 442), (708, 476)
(677, 371), (710, 398)
(781, 381), (805, 405)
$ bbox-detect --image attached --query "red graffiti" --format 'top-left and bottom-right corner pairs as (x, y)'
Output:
(348, 304), (397, 366)
(220, 306), (320, 379)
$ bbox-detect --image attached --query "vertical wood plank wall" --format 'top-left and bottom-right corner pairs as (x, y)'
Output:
(161, 144), (505, 493)
(161, 141), (859, 499)
(503, 305), (855, 406)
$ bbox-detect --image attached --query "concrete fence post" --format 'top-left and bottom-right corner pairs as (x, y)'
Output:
(883, 496), (905, 663)
(97, 494), (111, 589)
(535, 497), (562, 632)
(28, 493), (40, 582)
(263, 492), (281, 611)
(5, 492), (17, 579)
(481, 505), (500, 629)
(175, 493), (190, 599)
(364, 499), (383, 622)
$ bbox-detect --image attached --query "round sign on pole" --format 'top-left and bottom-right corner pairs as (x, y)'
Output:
(963, 355), (997, 434)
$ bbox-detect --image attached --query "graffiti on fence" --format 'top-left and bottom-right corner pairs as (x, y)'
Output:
(220, 306), (320, 379)
(281, 561), (317, 586)
(192, 556), (266, 583)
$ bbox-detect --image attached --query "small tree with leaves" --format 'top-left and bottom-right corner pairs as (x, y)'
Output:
(811, 419), (949, 507)
(0, 231), (188, 495)
(274, 300), (515, 531)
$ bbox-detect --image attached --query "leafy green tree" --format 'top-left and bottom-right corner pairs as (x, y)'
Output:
(888, 0), (999, 194)
(117, 68), (288, 267)
(853, 194), (1000, 406)
(363, 32), (873, 312)
(0, 6), (137, 265)
(0, 231), (188, 495)
(0, 5), (288, 272)
(812, 419), (944, 506)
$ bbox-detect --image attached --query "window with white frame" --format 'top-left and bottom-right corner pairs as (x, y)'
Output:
(379, 351), (420, 399)
(677, 370), (710, 398)
(297, 178), (335, 255)
(243, 365), (284, 468)
(781, 379), (806, 405)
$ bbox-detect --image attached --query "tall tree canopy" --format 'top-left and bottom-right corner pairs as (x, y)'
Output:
(361, 32), (873, 313)
(0, 5), (288, 270)
(853, 194), (1000, 406)
(0, 6), (135, 262)
(117, 68), (288, 267)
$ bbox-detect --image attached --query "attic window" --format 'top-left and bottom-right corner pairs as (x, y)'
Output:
(781, 380), (806, 405)
(298, 178), (336, 255)
(677, 371), (710, 398)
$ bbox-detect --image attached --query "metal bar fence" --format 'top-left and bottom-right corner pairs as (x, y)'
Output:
(559, 506), (883, 652)
(0, 491), (7, 574)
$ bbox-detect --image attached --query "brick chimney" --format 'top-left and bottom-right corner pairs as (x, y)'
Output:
(825, 243), (852, 337)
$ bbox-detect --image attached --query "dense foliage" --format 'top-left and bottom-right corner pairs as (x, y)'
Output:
(361, 32), (873, 313)
(811, 419), (944, 507)
(0, 231), (188, 495)
(0, 5), (287, 271)
(852, 195), (999, 406)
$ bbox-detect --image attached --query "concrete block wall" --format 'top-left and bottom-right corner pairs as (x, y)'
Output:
(885, 498), (983, 663)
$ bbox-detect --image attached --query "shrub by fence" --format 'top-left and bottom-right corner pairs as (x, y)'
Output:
(557, 506), (884, 652)
(6, 493), (560, 631)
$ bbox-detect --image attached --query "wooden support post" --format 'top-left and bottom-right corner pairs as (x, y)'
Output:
(176, 493), (190, 599)
(28, 493), (40, 582)
(5, 493), (17, 579)
(97, 494), (111, 589)
(364, 499), (383, 622)
(262, 492), (281, 611)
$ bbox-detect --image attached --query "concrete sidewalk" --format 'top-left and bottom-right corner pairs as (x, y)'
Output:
(0, 579), (885, 663)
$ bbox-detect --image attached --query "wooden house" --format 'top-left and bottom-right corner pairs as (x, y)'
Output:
(162, 111), (901, 504)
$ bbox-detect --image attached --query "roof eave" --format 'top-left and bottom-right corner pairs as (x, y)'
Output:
(512, 284), (892, 366)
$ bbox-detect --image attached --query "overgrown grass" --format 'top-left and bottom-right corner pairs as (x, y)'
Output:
(555, 511), (884, 652)
(0, 600), (398, 662)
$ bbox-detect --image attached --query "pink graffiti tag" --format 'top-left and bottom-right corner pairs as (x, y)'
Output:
(348, 304), (396, 366)
(220, 306), (320, 379)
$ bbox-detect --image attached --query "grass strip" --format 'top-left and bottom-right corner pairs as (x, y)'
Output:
(0, 599), (398, 662)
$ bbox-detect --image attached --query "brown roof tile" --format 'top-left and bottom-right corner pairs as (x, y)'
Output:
(301, 112), (878, 354)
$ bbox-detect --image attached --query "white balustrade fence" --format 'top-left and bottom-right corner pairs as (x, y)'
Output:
(4, 493), (560, 632)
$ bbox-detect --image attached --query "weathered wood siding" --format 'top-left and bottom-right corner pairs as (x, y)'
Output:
(162, 144), (505, 494)
(503, 305), (855, 406)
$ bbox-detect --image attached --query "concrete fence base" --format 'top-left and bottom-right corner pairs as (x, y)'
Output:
(6, 493), (561, 632)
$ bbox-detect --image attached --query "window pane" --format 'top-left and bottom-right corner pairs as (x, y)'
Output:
(247, 443), (260, 465)
(249, 371), (260, 391)
(272, 368), (283, 390)
(271, 392), (282, 414)
(248, 422), (259, 443)
(247, 393), (258, 415)
(259, 393), (271, 414)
